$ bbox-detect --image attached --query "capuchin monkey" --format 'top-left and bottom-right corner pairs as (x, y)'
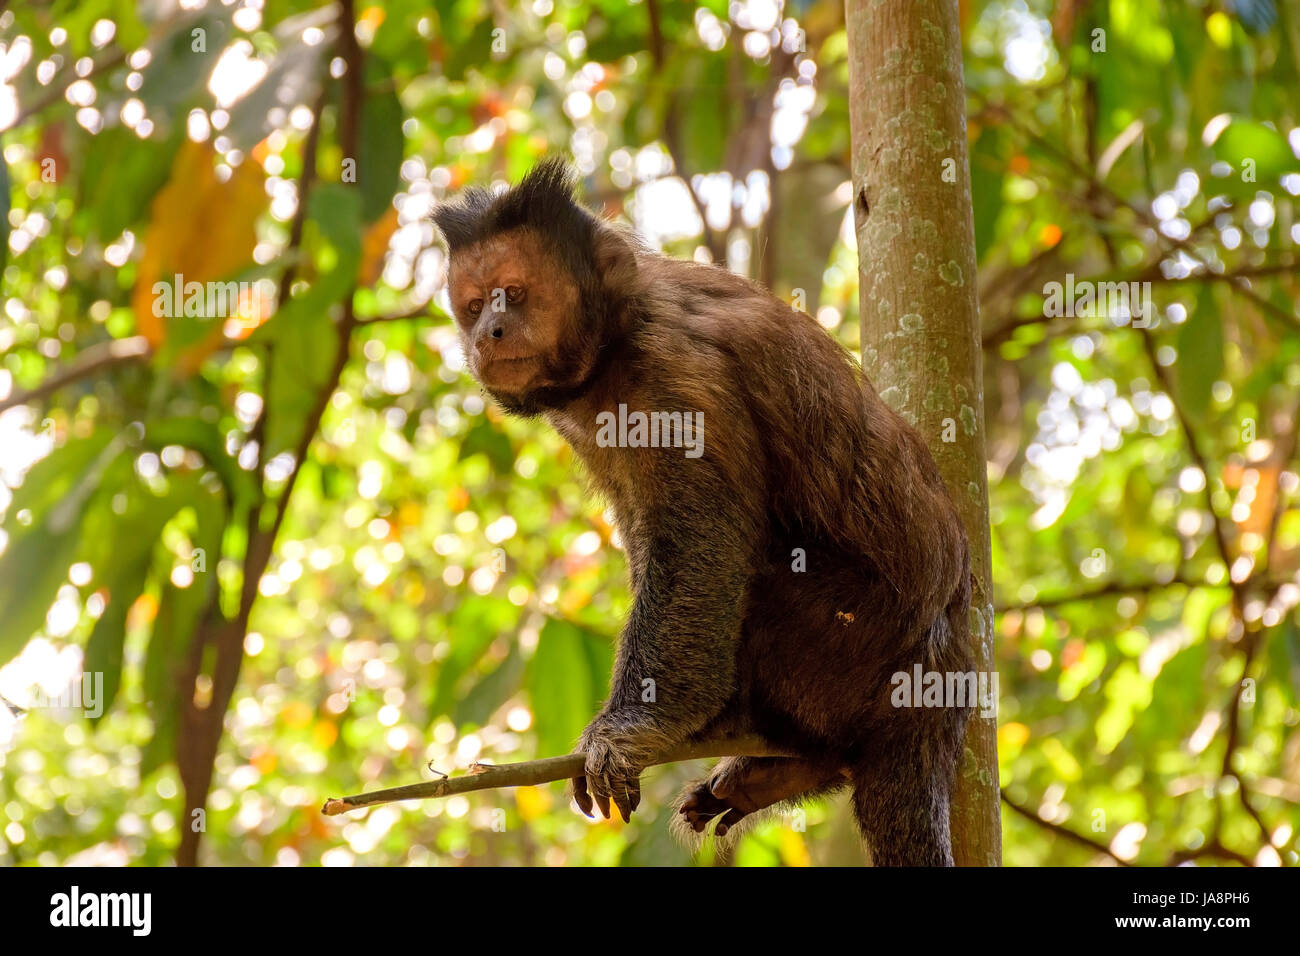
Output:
(433, 159), (973, 866)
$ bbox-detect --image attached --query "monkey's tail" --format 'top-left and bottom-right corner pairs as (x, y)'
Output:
(849, 723), (960, 867)
(853, 611), (969, 866)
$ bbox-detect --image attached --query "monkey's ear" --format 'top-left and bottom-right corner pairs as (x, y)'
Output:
(593, 227), (637, 296)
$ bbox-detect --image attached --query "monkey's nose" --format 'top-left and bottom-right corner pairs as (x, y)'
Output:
(491, 326), (504, 339)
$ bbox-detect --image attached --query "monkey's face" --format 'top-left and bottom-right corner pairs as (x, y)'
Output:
(446, 227), (586, 407)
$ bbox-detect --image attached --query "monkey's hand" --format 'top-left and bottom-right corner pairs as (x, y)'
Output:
(569, 713), (656, 823)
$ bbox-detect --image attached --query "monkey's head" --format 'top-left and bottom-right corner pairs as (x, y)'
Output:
(433, 158), (639, 415)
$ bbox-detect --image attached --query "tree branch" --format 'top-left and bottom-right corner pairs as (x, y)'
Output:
(321, 736), (791, 816)
(0, 336), (151, 413)
(356, 303), (449, 325)
(995, 573), (1229, 613)
(981, 260), (1300, 350)
(2, 49), (127, 132)
(1000, 791), (1134, 866)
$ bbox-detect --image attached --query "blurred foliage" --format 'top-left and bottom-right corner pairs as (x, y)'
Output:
(0, 0), (1297, 867)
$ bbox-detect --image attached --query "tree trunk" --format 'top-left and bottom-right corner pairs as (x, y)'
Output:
(844, 0), (1001, 865)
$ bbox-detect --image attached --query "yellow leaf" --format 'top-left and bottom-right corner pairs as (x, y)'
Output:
(778, 828), (811, 867)
(280, 699), (314, 729)
(1206, 11), (1232, 49)
(999, 721), (1030, 751)
(313, 719), (339, 749)
(514, 786), (551, 821)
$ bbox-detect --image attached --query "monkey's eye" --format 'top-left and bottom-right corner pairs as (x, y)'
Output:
(505, 285), (525, 304)
(467, 299), (484, 317)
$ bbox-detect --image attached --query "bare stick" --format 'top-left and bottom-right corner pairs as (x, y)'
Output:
(321, 735), (790, 816)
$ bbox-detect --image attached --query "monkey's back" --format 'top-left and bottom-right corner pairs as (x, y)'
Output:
(629, 254), (974, 756)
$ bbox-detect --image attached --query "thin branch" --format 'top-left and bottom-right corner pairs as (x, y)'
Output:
(1166, 840), (1256, 867)
(1232, 773), (1284, 856)
(1139, 332), (1242, 605)
(322, 736), (791, 815)
(973, 97), (1300, 340)
(995, 572), (1227, 613)
(981, 260), (1300, 349)
(1134, 328), (1282, 858)
(0, 335), (150, 413)
(999, 791), (1133, 866)
(2, 49), (127, 132)
(356, 304), (448, 325)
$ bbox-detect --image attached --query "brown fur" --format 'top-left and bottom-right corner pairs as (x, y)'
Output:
(434, 159), (974, 866)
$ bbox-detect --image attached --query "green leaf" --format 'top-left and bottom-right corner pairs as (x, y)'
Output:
(262, 184), (362, 458)
(139, 479), (224, 776)
(357, 57), (405, 223)
(970, 126), (1005, 264)
(1267, 614), (1300, 705)
(1211, 118), (1300, 184)
(454, 644), (524, 726)
(528, 618), (603, 756)
(77, 124), (184, 241)
(429, 596), (516, 717)
(1174, 286), (1225, 421)
(677, 54), (730, 173)
(443, 18), (497, 81)
(145, 416), (255, 507)
(136, 9), (232, 125)
(0, 431), (121, 664)
(457, 420), (515, 474)
(85, 475), (224, 720)
(83, 562), (144, 722)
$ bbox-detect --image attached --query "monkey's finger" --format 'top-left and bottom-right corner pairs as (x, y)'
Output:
(589, 776), (612, 820)
(714, 808), (747, 837)
(612, 782), (635, 823)
(685, 810), (710, 833)
(570, 776), (594, 818)
(628, 778), (641, 814)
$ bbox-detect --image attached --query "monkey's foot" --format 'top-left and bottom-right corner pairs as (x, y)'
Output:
(678, 781), (749, 835)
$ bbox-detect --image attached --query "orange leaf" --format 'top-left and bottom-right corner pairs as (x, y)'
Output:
(131, 142), (266, 367)
(358, 205), (399, 286)
(126, 592), (158, 630)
